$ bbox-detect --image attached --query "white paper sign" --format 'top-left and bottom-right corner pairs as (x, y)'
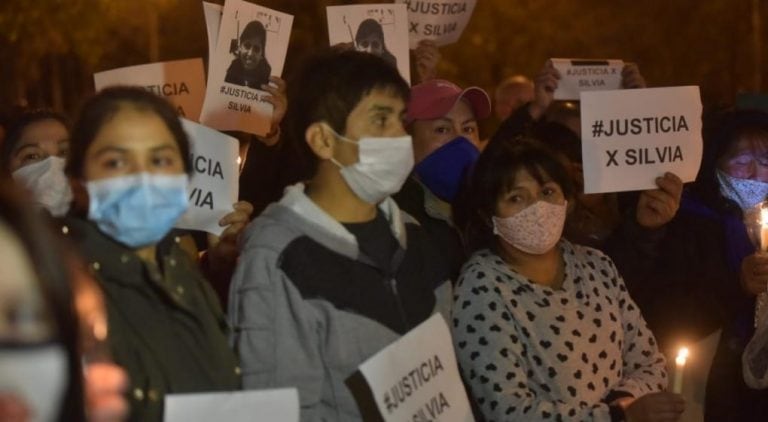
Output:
(94, 59), (206, 122)
(396, 0), (476, 49)
(200, 0), (293, 136)
(164, 388), (299, 422)
(358, 313), (474, 422)
(175, 118), (239, 235)
(580, 86), (703, 193)
(327, 4), (411, 84)
(551, 58), (624, 101)
(203, 2), (223, 65)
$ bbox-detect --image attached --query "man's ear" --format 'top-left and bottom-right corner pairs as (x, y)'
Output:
(306, 122), (335, 160)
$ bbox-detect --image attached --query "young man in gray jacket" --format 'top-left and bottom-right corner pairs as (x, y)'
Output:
(228, 49), (452, 421)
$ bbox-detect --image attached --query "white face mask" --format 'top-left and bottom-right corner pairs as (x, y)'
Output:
(12, 156), (73, 217)
(492, 200), (568, 254)
(717, 169), (768, 211)
(330, 129), (414, 204)
(0, 345), (68, 421)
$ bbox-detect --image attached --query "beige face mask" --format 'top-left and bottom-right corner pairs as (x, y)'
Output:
(493, 200), (568, 254)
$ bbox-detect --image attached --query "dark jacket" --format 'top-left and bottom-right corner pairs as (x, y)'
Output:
(224, 57), (271, 89)
(603, 192), (751, 350)
(392, 176), (465, 281)
(61, 218), (241, 422)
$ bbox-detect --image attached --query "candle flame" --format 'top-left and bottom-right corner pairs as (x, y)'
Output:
(761, 208), (768, 227)
(675, 347), (689, 365)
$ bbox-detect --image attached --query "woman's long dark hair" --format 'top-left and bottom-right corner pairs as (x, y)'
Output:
(455, 137), (575, 253)
(0, 180), (85, 421)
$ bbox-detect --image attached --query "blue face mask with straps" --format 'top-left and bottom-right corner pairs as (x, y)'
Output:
(413, 136), (480, 202)
(86, 173), (189, 248)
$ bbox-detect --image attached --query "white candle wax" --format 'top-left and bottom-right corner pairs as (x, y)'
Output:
(672, 347), (688, 394)
(760, 209), (768, 251)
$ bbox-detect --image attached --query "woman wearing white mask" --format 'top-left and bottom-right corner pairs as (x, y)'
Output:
(61, 87), (240, 422)
(452, 140), (682, 422)
(1, 110), (74, 217)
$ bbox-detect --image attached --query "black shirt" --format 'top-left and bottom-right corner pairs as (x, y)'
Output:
(343, 210), (398, 271)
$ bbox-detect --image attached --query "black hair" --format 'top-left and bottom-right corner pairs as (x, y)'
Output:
(533, 121), (582, 164)
(282, 49), (409, 181)
(0, 181), (85, 421)
(355, 18), (385, 42)
(691, 107), (768, 213)
(65, 86), (192, 179)
(458, 138), (575, 252)
(1, 109), (70, 172)
(240, 20), (267, 46)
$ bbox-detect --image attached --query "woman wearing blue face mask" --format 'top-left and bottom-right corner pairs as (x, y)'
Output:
(452, 140), (681, 422)
(61, 87), (240, 422)
(1, 108), (255, 310)
(394, 79), (492, 282)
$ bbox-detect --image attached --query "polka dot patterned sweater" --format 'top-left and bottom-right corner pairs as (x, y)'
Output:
(451, 240), (667, 421)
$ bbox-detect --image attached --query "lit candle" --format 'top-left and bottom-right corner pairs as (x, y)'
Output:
(760, 208), (768, 252)
(758, 208), (768, 327)
(672, 347), (688, 394)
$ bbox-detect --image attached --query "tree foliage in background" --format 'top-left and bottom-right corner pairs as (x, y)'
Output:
(0, 0), (764, 115)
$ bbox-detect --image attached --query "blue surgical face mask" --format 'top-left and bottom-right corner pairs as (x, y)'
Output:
(413, 136), (479, 202)
(86, 173), (189, 248)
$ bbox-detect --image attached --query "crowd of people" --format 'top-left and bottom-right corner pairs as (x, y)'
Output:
(2, 9), (768, 422)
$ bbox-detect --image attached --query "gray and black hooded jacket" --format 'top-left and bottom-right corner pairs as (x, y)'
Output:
(228, 183), (452, 421)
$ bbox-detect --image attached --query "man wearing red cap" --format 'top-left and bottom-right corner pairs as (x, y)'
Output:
(394, 79), (492, 278)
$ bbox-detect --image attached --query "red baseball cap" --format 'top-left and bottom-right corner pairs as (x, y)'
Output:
(407, 79), (491, 123)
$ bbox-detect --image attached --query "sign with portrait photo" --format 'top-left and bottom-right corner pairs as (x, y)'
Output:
(199, 0), (293, 136)
(93, 58), (206, 122)
(203, 1), (223, 67)
(395, 0), (477, 49)
(327, 4), (411, 84)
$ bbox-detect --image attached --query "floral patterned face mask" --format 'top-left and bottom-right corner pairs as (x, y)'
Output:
(492, 200), (567, 254)
(717, 169), (768, 211)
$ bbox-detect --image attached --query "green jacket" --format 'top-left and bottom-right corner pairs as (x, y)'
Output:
(62, 218), (241, 421)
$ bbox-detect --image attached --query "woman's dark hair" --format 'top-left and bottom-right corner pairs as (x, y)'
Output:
(356, 19), (385, 43)
(240, 20), (267, 46)
(0, 180), (85, 421)
(457, 138), (575, 252)
(65, 86), (192, 179)
(533, 121), (582, 164)
(692, 107), (768, 213)
(1, 109), (70, 172)
(282, 49), (409, 182)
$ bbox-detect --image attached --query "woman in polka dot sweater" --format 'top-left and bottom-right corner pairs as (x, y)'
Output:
(452, 140), (684, 421)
